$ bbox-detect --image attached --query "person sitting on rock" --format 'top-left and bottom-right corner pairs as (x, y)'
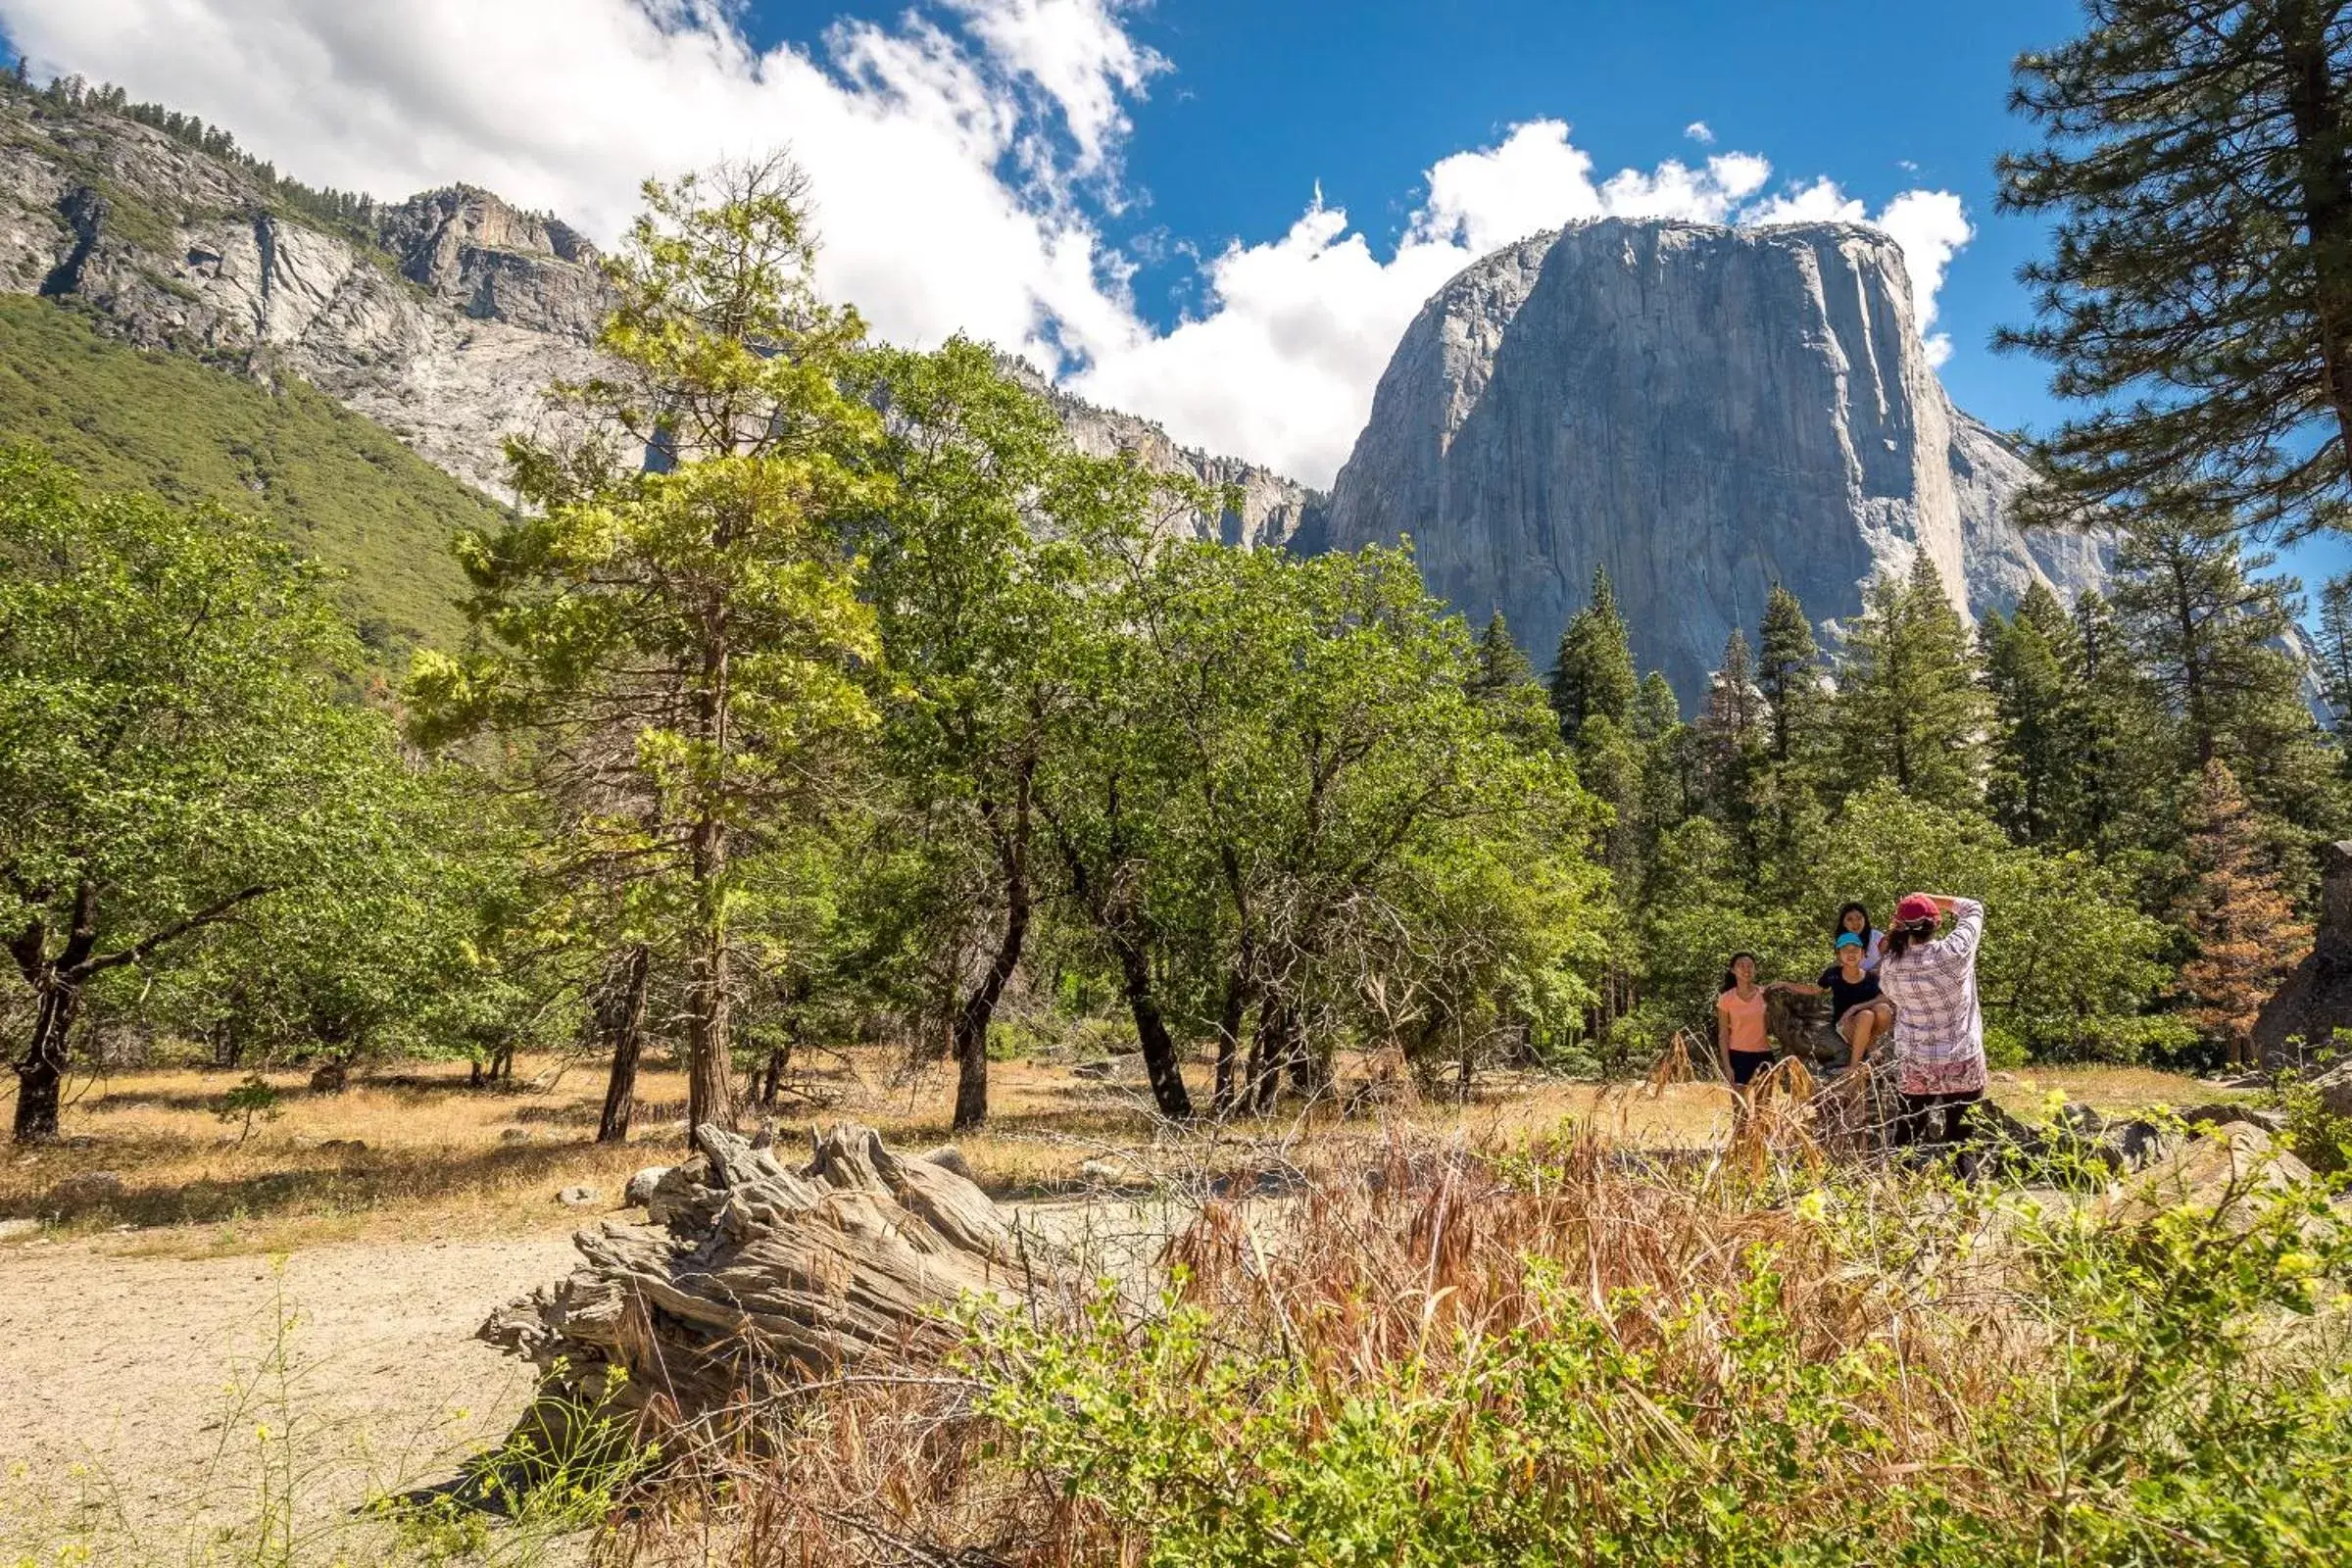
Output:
(1774, 932), (1895, 1071)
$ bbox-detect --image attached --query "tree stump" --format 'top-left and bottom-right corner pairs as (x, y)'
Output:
(480, 1122), (1036, 1428)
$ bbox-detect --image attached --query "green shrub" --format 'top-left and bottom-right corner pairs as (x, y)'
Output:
(969, 1147), (2352, 1567)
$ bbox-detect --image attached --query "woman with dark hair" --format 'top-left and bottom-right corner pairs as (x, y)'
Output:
(1835, 903), (1885, 971)
(1873, 892), (1987, 1156)
(1715, 953), (1776, 1089)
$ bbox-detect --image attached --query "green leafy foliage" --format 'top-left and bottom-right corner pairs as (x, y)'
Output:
(0, 447), (434, 1138)
(974, 1152), (2352, 1567)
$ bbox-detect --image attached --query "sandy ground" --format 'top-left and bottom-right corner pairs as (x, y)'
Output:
(0, 1229), (580, 1539)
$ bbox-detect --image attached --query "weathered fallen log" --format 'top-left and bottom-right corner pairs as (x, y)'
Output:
(481, 1122), (1037, 1428)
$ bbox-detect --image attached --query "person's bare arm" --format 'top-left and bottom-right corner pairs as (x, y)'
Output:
(1772, 980), (1824, 997)
(1716, 1005), (1734, 1080)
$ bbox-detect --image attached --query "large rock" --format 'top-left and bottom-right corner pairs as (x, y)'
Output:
(1320, 219), (2108, 704)
(2252, 840), (2352, 1067)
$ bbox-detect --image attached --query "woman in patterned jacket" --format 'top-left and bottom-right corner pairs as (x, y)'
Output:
(1873, 892), (1986, 1157)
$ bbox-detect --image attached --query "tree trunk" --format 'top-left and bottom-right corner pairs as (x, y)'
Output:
(1212, 967), (1252, 1116)
(952, 798), (1033, 1134)
(1110, 928), (1192, 1120)
(760, 1044), (788, 1108)
(2279, 0), (2352, 464)
(11, 983), (77, 1144)
(686, 917), (733, 1134)
(685, 602), (734, 1133)
(596, 944), (652, 1145)
(1247, 997), (1297, 1115)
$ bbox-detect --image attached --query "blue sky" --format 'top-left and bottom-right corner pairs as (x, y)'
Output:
(3, 0), (2343, 589)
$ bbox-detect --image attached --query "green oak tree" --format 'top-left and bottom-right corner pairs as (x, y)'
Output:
(1, 450), (415, 1142)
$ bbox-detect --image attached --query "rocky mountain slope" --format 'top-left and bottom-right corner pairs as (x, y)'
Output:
(0, 89), (1318, 549)
(0, 92), (609, 504)
(1321, 219), (2107, 702)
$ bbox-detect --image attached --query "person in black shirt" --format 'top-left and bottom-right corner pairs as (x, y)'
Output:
(1776, 932), (1895, 1070)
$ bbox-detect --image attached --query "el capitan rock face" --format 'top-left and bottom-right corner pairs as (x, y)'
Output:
(1320, 219), (2105, 702)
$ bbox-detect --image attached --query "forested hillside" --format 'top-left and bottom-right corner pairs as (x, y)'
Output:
(0, 295), (498, 652)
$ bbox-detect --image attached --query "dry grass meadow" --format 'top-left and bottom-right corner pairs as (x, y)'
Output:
(0, 1044), (2241, 1257)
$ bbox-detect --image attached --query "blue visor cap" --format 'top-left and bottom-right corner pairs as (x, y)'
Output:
(1835, 933), (1864, 951)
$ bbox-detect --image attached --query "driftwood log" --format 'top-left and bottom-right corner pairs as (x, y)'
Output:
(481, 1122), (1036, 1427)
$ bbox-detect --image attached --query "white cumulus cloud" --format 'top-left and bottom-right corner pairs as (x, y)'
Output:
(0, 0), (1976, 484)
(1685, 120), (1715, 145)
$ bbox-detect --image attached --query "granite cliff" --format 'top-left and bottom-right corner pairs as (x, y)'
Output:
(1321, 219), (2106, 702)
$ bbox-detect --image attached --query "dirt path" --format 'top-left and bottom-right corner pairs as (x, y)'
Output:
(1, 1231), (578, 1523)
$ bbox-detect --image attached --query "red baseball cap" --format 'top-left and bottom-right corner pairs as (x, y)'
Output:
(1894, 893), (1939, 924)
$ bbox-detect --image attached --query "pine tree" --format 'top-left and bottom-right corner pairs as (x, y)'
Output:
(2067, 590), (2178, 852)
(1468, 610), (1556, 751)
(2175, 760), (2312, 1066)
(2318, 573), (2352, 720)
(1983, 582), (2084, 846)
(1836, 558), (1987, 810)
(2109, 507), (2338, 837)
(1547, 564), (1638, 736)
(1469, 611), (1539, 701)
(1998, 1), (2352, 536)
(1697, 628), (1766, 845)
(1756, 583), (1829, 770)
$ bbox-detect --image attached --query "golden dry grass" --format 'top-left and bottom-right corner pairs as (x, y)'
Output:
(0, 1046), (2234, 1257)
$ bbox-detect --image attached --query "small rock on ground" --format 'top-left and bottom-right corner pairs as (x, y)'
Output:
(557, 1185), (604, 1207)
(921, 1145), (977, 1182)
(0, 1218), (39, 1242)
(622, 1166), (670, 1206)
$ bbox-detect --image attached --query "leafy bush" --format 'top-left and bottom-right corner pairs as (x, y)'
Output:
(964, 1137), (2352, 1568)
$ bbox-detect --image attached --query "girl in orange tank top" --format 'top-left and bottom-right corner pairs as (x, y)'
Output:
(1715, 953), (1775, 1088)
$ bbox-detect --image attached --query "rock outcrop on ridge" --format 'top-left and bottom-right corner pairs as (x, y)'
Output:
(1005, 360), (1328, 550)
(0, 95), (1321, 544)
(1321, 219), (2107, 702)
(0, 103), (611, 502)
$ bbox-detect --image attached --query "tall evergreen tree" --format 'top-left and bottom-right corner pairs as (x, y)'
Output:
(1470, 611), (1539, 701)
(1696, 628), (1766, 844)
(1548, 565), (1638, 736)
(1836, 558), (1987, 810)
(2175, 760), (2312, 1067)
(1983, 582), (2085, 847)
(1998, 0), (2352, 536)
(2067, 589), (2178, 853)
(2108, 509), (2337, 841)
(2318, 573), (2352, 720)
(1756, 584), (1829, 771)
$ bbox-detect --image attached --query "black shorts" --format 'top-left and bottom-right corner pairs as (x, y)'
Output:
(1728, 1050), (1775, 1087)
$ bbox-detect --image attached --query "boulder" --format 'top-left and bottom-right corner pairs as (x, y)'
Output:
(484, 1124), (1034, 1424)
(2103, 1126), (2317, 1228)
(621, 1165), (671, 1206)
(2252, 841), (2352, 1066)
(2306, 1057), (2352, 1119)
(919, 1145), (978, 1183)
(2180, 1102), (2289, 1136)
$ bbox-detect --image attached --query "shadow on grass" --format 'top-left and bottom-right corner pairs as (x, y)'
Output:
(4, 1138), (652, 1229)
